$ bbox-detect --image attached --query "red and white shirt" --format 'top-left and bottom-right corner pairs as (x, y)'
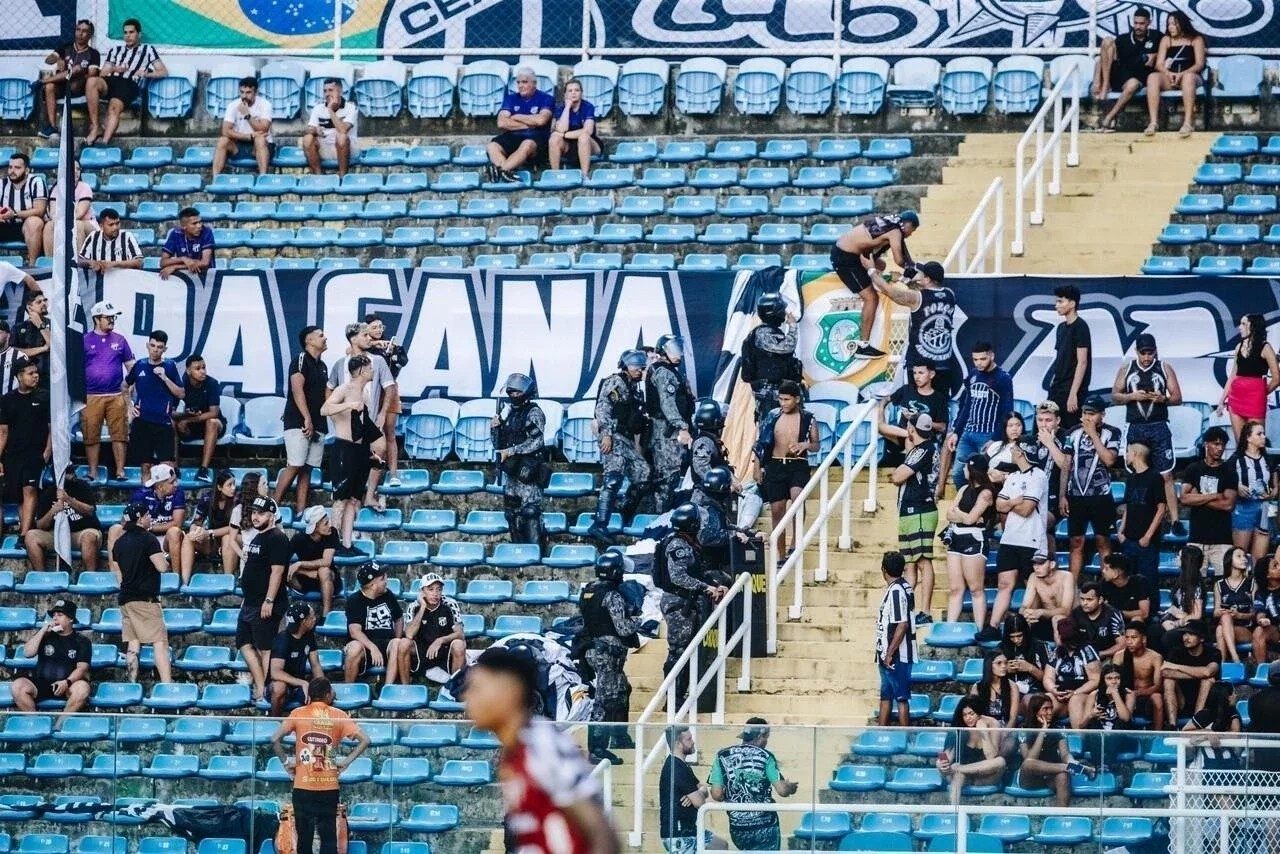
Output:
(500, 718), (601, 854)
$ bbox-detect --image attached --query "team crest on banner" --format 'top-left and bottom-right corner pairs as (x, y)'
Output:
(796, 272), (892, 387)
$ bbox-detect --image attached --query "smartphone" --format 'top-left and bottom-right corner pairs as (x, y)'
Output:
(1066, 760), (1086, 775)
(936, 751), (949, 761)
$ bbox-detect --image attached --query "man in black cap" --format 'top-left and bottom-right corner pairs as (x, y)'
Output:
(863, 257), (958, 396)
(708, 717), (798, 851)
(1112, 332), (1184, 536)
(11, 598), (91, 716)
(1061, 396), (1121, 582)
(1162, 620), (1220, 720)
(268, 601), (323, 716)
(237, 494), (292, 702)
(113, 500), (173, 683)
(343, 562), (403, 684)
(891, 413), (941, 627)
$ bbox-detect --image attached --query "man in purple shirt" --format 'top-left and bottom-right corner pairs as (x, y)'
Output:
(81, 300), (135, 482)
(485, 66), (554, 184)
(159, 207), (215, 280)
(125, 330), (184, 485)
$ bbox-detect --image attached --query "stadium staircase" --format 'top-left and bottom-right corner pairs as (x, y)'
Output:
(909, 133), (1214, 275)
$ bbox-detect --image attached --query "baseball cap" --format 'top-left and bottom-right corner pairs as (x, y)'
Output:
(285, 601), (312, 626)
(740, 716), (770, 741)
(1081, 396), (1107, 413)
(47, 598), (77, 619)
(89, 300), (122, 318)
(250, 495), (278, 515)
(913, 413), (934, 435)
(123, 501), (150, 526)
(1135, 333), (1158, 353)
(421, 572), (445, 589)
(301, 505), (329, 535)
(144, 463), (176, 488)
(919, 261), (945, 283)
(357, 562), (386, 585)
(1183, 620), (1208, 638)
(965, 452), (990, 470)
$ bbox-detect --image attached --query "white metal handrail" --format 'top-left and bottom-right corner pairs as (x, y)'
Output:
(765, 398), (879, 656)
(628, 570), (754, 847)
(945, 176), (1005, 275)
(590, 756), (614, 815)
(1010, 64), (1081, 256)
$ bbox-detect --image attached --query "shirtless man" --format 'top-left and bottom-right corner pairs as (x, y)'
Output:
(320, 355), (385, 556)
(1115, 620), (1165, 730)
(1021, 555), (1076, 643)
(828, 211), (920, 359)
(750, 380), (819, 559)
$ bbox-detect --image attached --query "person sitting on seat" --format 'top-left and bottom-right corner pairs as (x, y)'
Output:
(10, 599), (91, 718)
(485, 66), (553, 183)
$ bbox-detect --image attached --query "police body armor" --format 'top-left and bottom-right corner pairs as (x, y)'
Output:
(600, 373), (650, 438)
(646, 362), (694, 432)
(745, 329), (803, 385)
(653, 532), (703, 599)
(579, 581), (639, 648)
(497, 401), (545, 484)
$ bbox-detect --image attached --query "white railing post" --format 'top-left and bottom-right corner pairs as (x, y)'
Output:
(817, 468), (829, 582)
(1011, 67), (1082, 255)
(736, 583), (752, 692)
(580, 0), (591, 60)
(332, 0), (343, 60)
(839, 434), (853, 550)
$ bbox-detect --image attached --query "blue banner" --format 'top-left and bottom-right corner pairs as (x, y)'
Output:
(21, 267), (735, 404)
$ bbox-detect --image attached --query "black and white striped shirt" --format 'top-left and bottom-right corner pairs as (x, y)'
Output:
(0, 175), (47, 214)
(79, 229), (142, 262)
(0, 348), (20, 394)
(102, 43), (160, 80)
(876, 577), (916, 665)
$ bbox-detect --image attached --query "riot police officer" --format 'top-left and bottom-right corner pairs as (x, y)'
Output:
(492, 373), (547, 547)
(692, 466), (755, 575)
(586, 349), (652, 545)
(579, 550), (640, 764)
(690, 398), (733, 505)
(655, 504), (726, 705)
(740, 292), (802, 421)
(646, 335), (695, 514)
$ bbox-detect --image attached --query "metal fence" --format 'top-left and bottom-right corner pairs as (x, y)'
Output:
(7, 1), (1280, 60)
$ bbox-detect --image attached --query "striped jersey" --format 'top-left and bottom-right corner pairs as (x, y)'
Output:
(876, 577), (916, 665)
(0, 175), (47, 214)
(102, 43), (160, 79)
(79, 229), (142, 262)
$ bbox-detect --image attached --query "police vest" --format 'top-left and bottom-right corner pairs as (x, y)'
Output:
(743, 326), (802, 384)
(599, 373), (649, 436)
(579, 582), (631, 641)
(690, 435), (728, 488)
(646, 363), (694, 423)
(652, 532), (701, 597)
(498, 401), (542, 456)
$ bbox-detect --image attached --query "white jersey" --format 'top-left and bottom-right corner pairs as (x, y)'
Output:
(998, 466), (1049, 552)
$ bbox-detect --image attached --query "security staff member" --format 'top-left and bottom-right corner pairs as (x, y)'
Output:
(587, 350), (652, 545)
(690, 398), (733, 505)
(740, 292), (801, 420)
(647, 335), (695, 513)
(580, 550), (640, 765)
(656, 504), (727, 705)
(492, 373), (547, 547)
(693, 466), (754, 578)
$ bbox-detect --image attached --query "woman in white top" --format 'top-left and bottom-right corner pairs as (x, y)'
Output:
(983, 412), (1027, 486)
(42, 160), (95, 256)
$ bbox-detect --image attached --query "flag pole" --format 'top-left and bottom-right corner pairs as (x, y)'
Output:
(48, 85), (77, 569)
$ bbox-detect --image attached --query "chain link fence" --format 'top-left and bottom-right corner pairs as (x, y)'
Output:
(1173, 763), (1280, 853)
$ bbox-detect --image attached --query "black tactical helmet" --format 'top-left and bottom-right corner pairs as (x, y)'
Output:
(594, 550), (626, 583)
(756, 292), (787, 326)
(618, 349), (648, 371)
(670, 503), (700, 533)
(702, 466), (733, 496)
(656, 334), (684, 361)
(692, 398), (724, 432)
(505, 372), (537, 399)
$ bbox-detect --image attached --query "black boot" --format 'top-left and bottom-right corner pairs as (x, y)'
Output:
(586, 486), (617, 544)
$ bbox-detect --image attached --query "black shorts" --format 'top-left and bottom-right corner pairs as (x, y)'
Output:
(995, 543), (1036, 574)
(491, 131), (547, 162)
(271, 683), (306, 709)
(0, 221), (25, 243)
(329, 438), (373, 502)
(235, 608), (281, 652)
(44, 78), (88, 98)
(761, 458), (810, 503)
(1110, 61), (1148, 88)
(945, 530), (987, 557)
(30, 677), (62, 702)
(1066, 495), (1117, 538)
(105, 76), (140, 105)
(5, 452), (45, 489)
(127, 419), (174, 466)
(830, 245), (873, 292)
(410, 638), (453, 676)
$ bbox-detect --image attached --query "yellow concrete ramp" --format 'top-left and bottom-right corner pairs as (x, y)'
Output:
(909, 132), (1215, 275)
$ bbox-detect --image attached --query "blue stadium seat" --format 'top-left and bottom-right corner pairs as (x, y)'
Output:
(1158, 223), (1208, 244)
(346, 803), (397, 832)
(80, 147), (123, 170)
(1212, 223), (1261, 245)
(931, 694), (961, 723)
(513, 197), (562, 218)
(143, 754), (199, 779)
(674, 58), (727, 114)
(461, 197), (508, 219)
(1196, 162), (1243, 185)
(76, 837), (125, 854)
(353, 60), (406, 118)
(203, 608), (240, 636)
(400, 804), (460, 834)
(27, 753), (83, 778)
(17, 836), (68, 854)
(53, 714), (111, 744)
(636, 167), (687, 190)
(168, 717), (225, 744)
(734, 57), (785, 114)
(1071, 770), (1118, 796)
(837, 57), (890, 114)
(1141, 256), (1192, 275)
(682, 170), (735, 193)
(1175, 192), (1225, 214)
(609, 141), (658, 165)
(458, 579), (515, 604)
(1099, 817), (1154, 846)
(719, 196), (770, 218)
(887, 58), (940, 109)
(1248, 164), (1280, 186)
(15, 571), (69, 594)
(570, 512), (621, 536)
(330, 683), (371, 712)
(926, 622), (976, 647)
(114, 717), (167, 745)
(545, 224), (593, 246)
(852, 730), (907, 758)
(372, 685), (430, 713)
(627, 252), (676, 270)
(430, 172), (481, 194)
(400, 723), (459, 749)
(199, 755), (254, 782)
(336, 227), (382, 248)
(360, 201), (408, 221)
(245, 229), (292, 251)
(940, 57), (993, 114)
(334, 539), (375, 566)
(228, 201), (278, 222)
(735, 254), (783, 271)
(977, 815), (1030, 842)
(617, 58), (668, 116)
(658, 141), (706, 163)
(846, 166), (898, 188)
(993, 55), (1045, 113)
(458, 60), (508, 116)
(385, 227), (435, 248)
(545, 471), (594, 497)
(1249, 257), (1280, 276)
(1228, 193), (1277, 214)
(795, 811), (852, 842)
(572, 58), (617, 117)
(437, 226), (486, 247)
(458, 509), (507, 536)
(406, 61), (456, 119)
(1215, 55), (1264, 101)
(1194, 256), (1245, 276)
(1034, 816), (1093, 845)
(92, 682), (143, 709)
(544, 544), (597, 568)
(926, 833), (1002, 852)
(430, 542), (486, 568)
(433, 469), (485, 494)
(513, 580), (571, 605)
(792, 168), (842, 190)
(699, 224), (749, 246)
(804, 223), (851, 246)
(910, 660), (956, 683)
(369, 258), (411, 271)
(433, 760), (492, 786)
(740, 167), (789, 190)
(1213, 134), (1261, 156)
(490, 224), (538, 246)
(101, 174), (150, 196)
(376, 540), (430, 566)
(354, 507), (402, 533)
(616, 196), (665, 218)
(174, 645), (231, 672)
(197, 684), (251, 710)
(571, 251), (620, 271)
(195, 840), (244, 854)
(258, 60), (305, 117)
(829, 765), (886, 793)
(527, 252), (573, 269)
(753, 223), (802, 245)
(130, 201), (180, 224)
(594, 223), (643, 245)
(162, 608), (203, 634)
(0, 794), (41, 820)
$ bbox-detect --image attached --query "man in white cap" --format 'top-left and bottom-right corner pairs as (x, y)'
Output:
(287, 506), (338, 615)
(391, 571), (465, 684)
(890, 413), (941, 627)
(80, 300), (134, 482)
(106, 462), (186, 572)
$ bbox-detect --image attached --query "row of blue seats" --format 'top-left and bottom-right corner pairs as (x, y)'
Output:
(799, 820), (1155, 851)
(212, 252), (830, 274)
(851, 728), (1178, 766)
(1209, 134), (1280, 158)
(1193, 162), (1280, 186)
(905, 653), (1253, 690)
(1161, 222), (1280, 244)
(53, 164), (903, 197)
(1141, 255), (1280, 276)
(2, 838), (452, 854)
(0, 679), (467, 715)
(831, 764), (1122, 797)
(4, 138), (910, 173)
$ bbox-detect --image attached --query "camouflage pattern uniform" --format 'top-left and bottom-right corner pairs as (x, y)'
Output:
(496, 401), (546, 545)
(580, 583), (640, 755)
(594, 372), (651, 522)
(744, 322), (799, 420)
(646, 359), (694, 513)
(659, 533), (710, 703)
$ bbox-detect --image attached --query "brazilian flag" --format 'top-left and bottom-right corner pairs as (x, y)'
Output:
(109, 0), (386, 49)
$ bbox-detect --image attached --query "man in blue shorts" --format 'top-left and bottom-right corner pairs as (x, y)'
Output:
(876, 552), (916, 725)
(1112, 332), (1184, 536)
